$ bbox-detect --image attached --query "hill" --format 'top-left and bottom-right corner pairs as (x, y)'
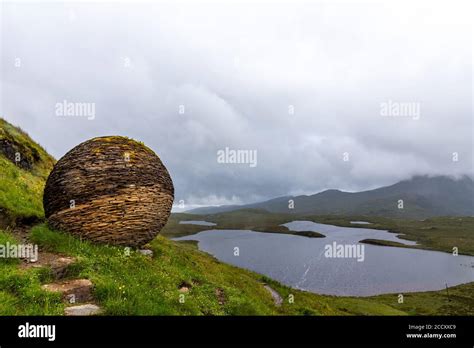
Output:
(187, 175), (474, 218)
(0, 118), (55, 226)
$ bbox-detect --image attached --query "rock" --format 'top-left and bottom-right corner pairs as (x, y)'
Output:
(139, 249), (153, 257)
(42, 279), (93, 304)
(178, 281), (192, 293)
(64, 304), (102, 316)
(43, 136), (174, 247)
(215, 288), (226, 305)
(50, 257), (76, 279)
(0, 138), (34, 170)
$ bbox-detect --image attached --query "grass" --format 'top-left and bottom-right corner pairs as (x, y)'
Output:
(0, 118), (54, 179)
(0, 118), (55, 221)
(0, 230), (64, 315)
(359, 239), (414, 248)
(373, 282), (474, 316)
(0, 156), (49, 220)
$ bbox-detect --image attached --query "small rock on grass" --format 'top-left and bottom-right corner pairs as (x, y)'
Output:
(42, 279), (93, 303)
(64, 304), (102, 316)
(50, 257), (76, 279)
(139, 249), (153, 257)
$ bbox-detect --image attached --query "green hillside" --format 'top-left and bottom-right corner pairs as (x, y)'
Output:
(0, 117), (473, 316)
(0, 118), (55, 225)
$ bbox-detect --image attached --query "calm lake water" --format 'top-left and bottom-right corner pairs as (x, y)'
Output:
(175, 221), (474, 296)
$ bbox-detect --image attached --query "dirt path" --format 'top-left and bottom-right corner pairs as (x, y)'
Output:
(10, 223), (102, 316)
(264, 284), (283, 306)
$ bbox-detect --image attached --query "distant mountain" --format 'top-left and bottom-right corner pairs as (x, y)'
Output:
(187, 175), (474, 219)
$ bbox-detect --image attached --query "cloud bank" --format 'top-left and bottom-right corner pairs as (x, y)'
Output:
(1, 0), (472, 210)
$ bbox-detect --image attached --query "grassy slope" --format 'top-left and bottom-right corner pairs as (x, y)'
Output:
(0, 231), (64, 315)
(0, 117), (473, 316)
(0, 118), (55, 221)
(373, 282), (474, 316)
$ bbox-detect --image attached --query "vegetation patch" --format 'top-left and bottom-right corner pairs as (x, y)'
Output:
(0, 230), (64, 315)
(359, 239), (414, 248)
(0, 118), (55, 222)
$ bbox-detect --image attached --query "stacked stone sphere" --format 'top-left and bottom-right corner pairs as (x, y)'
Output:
(43, 136), (174, 247)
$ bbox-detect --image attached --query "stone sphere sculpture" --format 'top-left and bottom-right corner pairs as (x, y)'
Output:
(43, 136), (174, 247)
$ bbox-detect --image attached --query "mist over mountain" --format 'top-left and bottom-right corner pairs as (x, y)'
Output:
(187, 175), (474, 219)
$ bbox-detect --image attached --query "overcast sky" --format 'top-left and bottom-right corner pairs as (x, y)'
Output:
(1, 0), (472, 211)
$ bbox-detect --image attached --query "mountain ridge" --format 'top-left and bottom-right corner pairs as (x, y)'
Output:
(187, 175), (474, 218)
